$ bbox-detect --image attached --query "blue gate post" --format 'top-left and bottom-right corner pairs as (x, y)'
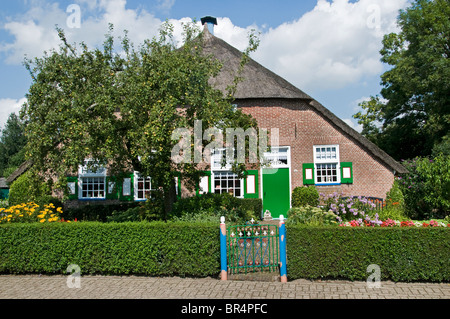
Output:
(279, 214), (287, 283)
(220, 216), (227, 280)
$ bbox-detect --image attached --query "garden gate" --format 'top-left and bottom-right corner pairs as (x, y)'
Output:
(220, 216), (287, 282)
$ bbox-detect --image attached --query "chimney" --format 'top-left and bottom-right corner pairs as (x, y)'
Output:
(201, 16), (217, 35)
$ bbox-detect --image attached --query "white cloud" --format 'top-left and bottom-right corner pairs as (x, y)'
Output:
(0, 98), (27, 130)
(0, 0), (165, 64)
(0, 0), (410, 121)
(214, 17), (260, 52)
(157, 0), (176, 12)
(249, 0), (408, 92)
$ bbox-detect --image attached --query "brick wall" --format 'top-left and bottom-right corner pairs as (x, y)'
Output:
(237, 98), (395, 199)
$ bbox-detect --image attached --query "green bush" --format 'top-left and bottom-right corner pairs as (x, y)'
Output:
(286, 226), (450, 282)
(64, 202), (140, 222)
(0, 221), (220, 277)
(286, 205), (338, 226)
(399, 154), (450, 219)
(291, 186), (319, 207)
(170, 193), (261, 223)
(378, 180), (407, 221)
(106, 207), (143, 223)
(8, 171), (47, 206)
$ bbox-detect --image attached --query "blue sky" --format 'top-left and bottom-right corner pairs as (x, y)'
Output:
(0, 0), (410, 130)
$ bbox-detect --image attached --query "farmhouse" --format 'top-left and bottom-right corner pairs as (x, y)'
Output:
(8, 19), (407, 219)
(192, 20), (407, 218)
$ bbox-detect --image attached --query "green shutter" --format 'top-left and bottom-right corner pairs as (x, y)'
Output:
(196, 171), (211, 196)
(340, 162), (353, 184)
(119, 173), (134, 201)
(302, 163), (315, 185)
(244, 170), (259, 198)
(106, 176), (118, 200)
(67, 176), (78, 200)
(175, 173), (182, 200)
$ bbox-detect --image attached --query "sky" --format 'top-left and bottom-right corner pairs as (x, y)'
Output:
(0, 0), (411, 131)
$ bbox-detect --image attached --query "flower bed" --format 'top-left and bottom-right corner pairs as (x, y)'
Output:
(0, 202), (69, 224)
(339, 218), (449, 228)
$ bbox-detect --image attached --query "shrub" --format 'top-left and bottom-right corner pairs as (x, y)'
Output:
(170, 193), (261, 223)
(286, 226), (450, 282)
(0, 199), (8, 208)
(286, 205), (338, 226)
(321, 192), (381, 225)
(291, 186), (319, 207)
(64, 202), (140, 222)
(378, 180), (407, 221)
(399, 154), (450, 219)
(7, 171), (54, 206)
(106, 207), (143, 223)
(0, 221), (220, 277)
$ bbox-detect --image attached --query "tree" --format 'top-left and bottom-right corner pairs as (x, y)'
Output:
(21, 22), (259, 219)
(353, 0), (450, 160)
(0, 113), (27, 177)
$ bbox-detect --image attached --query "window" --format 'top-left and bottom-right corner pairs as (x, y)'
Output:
(211, 148), (232, 170)
(80, 177), (105, 199)
(213, 171), (243, 197)
(78, 160), (106, 199)
(316, 163), (338, 183)
(263, 147), (289, 168)
(134, 172), (152, 201)
(313, 145), (340, 184)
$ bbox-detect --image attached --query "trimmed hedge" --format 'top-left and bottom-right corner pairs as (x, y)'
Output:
(1, 221), (449, 282)
(0, 221), (220, 277)
(286, 226), (450, 282)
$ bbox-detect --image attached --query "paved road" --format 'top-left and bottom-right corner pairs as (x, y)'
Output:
(0, 275), (448, 299)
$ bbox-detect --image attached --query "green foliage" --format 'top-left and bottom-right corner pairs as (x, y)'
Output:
(432, 134), (450, 157)
(286, 226), (450, 282)
(0, 221), (220, 277)
(353, 0), (450, 160)
(286, 205), (338, 226)
(106, 207), (143, 223)
(140, 190), (166, 221)
(0, 199), (8, 208)
(320, 192), (381, 224)
(21, 22), (259, 217)
(291, 186), (319, 208)
(8, 170), (54, 206)
(170, 193), (261, 223)
(398, 154), (450, 219)
(64, 202), (140, 222)
(0, 113), (26, 178)
(378, 179), (407, 221)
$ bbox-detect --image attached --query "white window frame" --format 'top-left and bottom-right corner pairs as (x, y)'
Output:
(212, 171), (244, 198)
(211, 148), (232, 171)
(263, 146), (290, 168)
(134, 171), (152, 201)
(78, 159), (107, 200)
(313, 145), (340, 185)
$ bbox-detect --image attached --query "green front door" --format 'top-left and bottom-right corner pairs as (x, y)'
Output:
(262, 168), (290, 218)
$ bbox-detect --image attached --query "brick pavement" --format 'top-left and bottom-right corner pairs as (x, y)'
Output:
(0, 275), (448, 299)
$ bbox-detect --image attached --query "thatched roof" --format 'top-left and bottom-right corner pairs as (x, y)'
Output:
(5, 160), (32, 184)
(0, 178), (8, 189)
(202, 27), (313, 100)
(201, 25), (407, 174)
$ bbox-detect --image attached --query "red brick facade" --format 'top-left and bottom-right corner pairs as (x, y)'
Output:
(237, 98), (395, 199)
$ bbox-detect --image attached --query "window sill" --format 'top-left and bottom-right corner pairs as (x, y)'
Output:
(315, 183), (341, 186)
